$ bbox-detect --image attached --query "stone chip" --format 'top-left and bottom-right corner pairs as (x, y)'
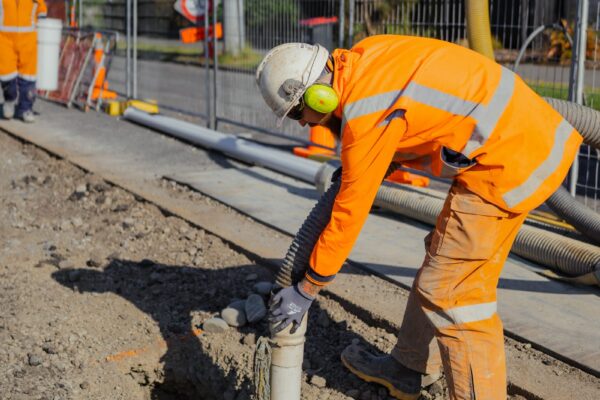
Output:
(245, 294), (267, 323)
(202, 317), (229, 333)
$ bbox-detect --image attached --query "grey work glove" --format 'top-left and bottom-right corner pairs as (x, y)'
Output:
(268, 283), (315, 334)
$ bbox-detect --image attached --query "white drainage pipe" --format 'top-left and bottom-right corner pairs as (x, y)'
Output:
(123, 108), (321, 184)
(269, 316), (308, 400)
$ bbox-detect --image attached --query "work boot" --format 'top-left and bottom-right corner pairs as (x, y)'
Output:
(2, 100), (15, 119)
(341, 343), (438, 400)
(19, 110), (35, 123)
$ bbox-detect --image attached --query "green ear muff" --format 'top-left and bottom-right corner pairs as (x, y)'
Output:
(303, 83), (339, 114)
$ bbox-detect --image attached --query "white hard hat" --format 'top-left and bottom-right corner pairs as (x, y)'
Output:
(256, 43), (330, 120)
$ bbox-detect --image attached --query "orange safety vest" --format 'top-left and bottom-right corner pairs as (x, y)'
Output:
(0, 0), (47, 32)
(305, 35), (582, 284)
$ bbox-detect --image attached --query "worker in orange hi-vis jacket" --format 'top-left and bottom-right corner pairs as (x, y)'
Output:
(256, 36), (582, 400)
(0, 0), (47, 123)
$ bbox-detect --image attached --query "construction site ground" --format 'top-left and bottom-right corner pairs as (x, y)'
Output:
(1, 100), (599, 400)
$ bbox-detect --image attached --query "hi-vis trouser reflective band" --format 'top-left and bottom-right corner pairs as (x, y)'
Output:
(341, 66), (577, 210)
(425, 301), (497, 329)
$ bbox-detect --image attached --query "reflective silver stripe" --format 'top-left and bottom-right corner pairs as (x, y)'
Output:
(0, 72), (18, 81)
(31, 4), (38, 26)
(426, 301), (497, 329)
(342, 67), (516, 156)
(343, 90), (401, 129)
(0, 26), (36, 32)
(18, 73), (36, 81)
(404, 81), (479, 116)
(464, 68), (516, 155)
(502, 119), (575, 208)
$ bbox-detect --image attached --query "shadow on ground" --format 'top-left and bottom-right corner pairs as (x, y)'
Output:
(52, 258), (393, 399)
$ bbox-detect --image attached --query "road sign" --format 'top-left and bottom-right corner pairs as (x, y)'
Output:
(174, 0), (211, 24)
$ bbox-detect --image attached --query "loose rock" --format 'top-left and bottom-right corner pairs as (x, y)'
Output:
(28, 353), (42, 366)
(245, 294), (267, 323)
(242, 333), (256, 347)
(202, 318), (229, 333)
(221, 306), (247, 327)
(309, 374), (327, 388)
(253, 281), (273, 295)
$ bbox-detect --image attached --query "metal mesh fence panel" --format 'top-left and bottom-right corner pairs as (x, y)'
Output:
(577, 1), (600, 210)
(214, 0), (340, 144)
(82, 0), (212, 119)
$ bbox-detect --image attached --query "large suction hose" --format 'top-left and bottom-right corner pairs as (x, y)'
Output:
(544, 97), (600, 244)
(465, 0), (495, 60)
(372, 181), (600, 278)
(276, 165), (343, 288)
(546, 185), (600, 244)
(545, 97), (600, 149)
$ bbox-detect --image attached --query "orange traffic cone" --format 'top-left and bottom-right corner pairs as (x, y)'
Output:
(91, 33), (117, 101)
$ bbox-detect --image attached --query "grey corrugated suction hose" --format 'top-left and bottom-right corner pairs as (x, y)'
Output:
(545, 97), (600, 149)
(375, 182), (600, 277)
(547, 185), (600, 244)
(275, 173), (342, 288)
(544, 97), (600, 244)
(276, 163), (398, 288)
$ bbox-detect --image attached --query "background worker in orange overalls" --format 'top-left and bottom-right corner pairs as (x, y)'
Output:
(0, 0), (47, 122)
(257, 37), (582, 400)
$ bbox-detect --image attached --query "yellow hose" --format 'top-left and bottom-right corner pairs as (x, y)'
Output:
(527, 213), (577, 231)
(465, 0), (495, 60)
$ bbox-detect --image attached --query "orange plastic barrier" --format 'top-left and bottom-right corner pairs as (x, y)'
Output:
(386, 169), (430, 187)
(293, 125), (336, 158)
(180, 23), (223, 44)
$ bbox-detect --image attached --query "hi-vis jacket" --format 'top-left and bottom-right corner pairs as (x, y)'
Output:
(0, 0), (47, 81)
(0, 0), (47, 33)
(305, 35), (582, 285)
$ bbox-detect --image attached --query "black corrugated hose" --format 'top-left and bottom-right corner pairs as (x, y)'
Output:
(275, 163), (399, 288)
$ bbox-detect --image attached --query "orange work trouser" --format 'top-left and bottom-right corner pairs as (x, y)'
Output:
(0, 31), (38, 81)
(392, 182), (527, 400)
